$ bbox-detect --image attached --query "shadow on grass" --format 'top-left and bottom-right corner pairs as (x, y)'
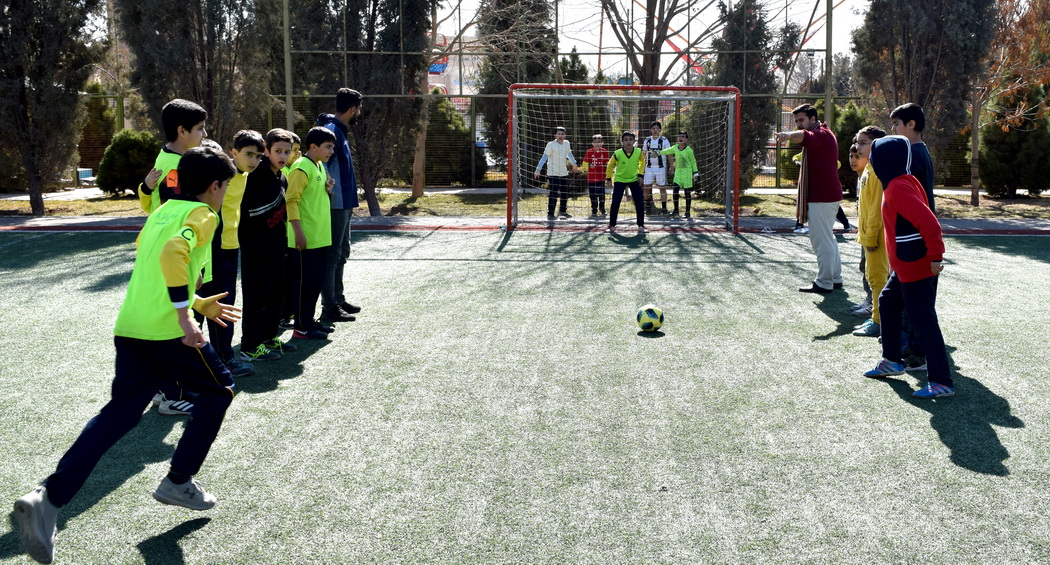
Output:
(953, 235), (1050, 265)
(811, 289), (860, 341)
(636, 330), (665, 338)
(137, 517), (211, 565)
(0, 411), (182, 561)
(235, 338), (331, 395)
(875, 350), (1023, 476)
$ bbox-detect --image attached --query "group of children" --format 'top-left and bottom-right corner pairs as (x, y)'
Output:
(838, 103), (955, 399)
(13, 96), (363, 564)
(534, 121), (699, 233)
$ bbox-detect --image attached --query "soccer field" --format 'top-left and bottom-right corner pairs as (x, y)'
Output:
(1, 230), (1048, 564)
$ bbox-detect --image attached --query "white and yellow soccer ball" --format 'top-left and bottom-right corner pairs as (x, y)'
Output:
(637, 304), (664, 332)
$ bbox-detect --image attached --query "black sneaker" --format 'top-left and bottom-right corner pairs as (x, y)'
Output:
(321, 306), (355, 322)
(339, 302), (362, 314)
(560, 211), (572, 218)
(313, 321), (336, 333)
(278, 318), (295, 331)
(292, 328), (329, 340)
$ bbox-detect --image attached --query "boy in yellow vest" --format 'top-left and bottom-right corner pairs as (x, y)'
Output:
(286, 126), (337, 339)
(14, 147), (240, 565)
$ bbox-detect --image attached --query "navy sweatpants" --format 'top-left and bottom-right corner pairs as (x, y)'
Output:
(610, 181), (645, 227)
(43, 336), (235, 507)
(878, 272), (953, 387)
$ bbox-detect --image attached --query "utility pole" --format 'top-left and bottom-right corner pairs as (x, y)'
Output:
(283, 0), (294, 129)
(824, 0), (833, 124)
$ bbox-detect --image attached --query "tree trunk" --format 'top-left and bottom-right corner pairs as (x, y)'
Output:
(411, 119), (427, 198)
(27, 173), (45, 217)
(970, 89), (981, 206)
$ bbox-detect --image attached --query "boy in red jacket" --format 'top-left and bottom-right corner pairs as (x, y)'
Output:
(862, 135), (954, 398)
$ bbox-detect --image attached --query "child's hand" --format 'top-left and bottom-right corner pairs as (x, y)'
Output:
(533, 172), (540, 179)
(295, 231), (307, 250)
(144, 168), (162, 190)
(325, 175), (335, 194)
(931, 261), (944, 275)
(178, 312), (207, 348)
(193, 291), (242, 327)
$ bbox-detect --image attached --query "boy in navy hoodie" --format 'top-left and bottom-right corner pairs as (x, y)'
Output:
(862, 135), (954, 398)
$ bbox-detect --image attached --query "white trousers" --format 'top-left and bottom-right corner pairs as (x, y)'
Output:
(807, 201), (842, 290)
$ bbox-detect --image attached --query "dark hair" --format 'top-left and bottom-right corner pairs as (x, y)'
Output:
(650, 121), (662, 129)
(265, 128), (295, 150)
(304, 126), (336, 150)
(621, 131), (636, 141)
(849, 143), (860, 154)
(555, 126), (566, 134)
(890, 103), (925, 132)
(199, 138), (222, 151)
(289, 131), (301, 145)
(677, 131), (689, 138)
(161, 99), (208, 142)
(177, 146), (236, 196)
(232, 129), (265, 152)
(336, 88), (363, 114)
(856, 125), (887, 141)
(791, 104), (818, 119)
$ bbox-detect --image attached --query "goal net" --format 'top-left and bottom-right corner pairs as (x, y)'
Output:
(507, 84), (740, 231)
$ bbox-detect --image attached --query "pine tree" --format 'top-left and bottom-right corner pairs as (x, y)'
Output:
(979, 85), (1050, 197)
(0, 0), (106, 215)
(709, 0), (799, 187)
(475, 0), (556, 163)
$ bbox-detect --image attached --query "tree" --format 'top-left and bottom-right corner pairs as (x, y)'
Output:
(598, 0), (726, 87)
(80, 81), (118, 174)
(852, 0), (997, 158)
(979, 85), (1050, 198)
(113, 0), (282, 149)
(709, 0), (800, 187)
(968, 0), (1050, 204)
(96, 129), (162, 196)
(394, 90), (487, 186)
(0, 0), (106, 216)
(475, 0), (557, 163)
(292, 0), (434, 216)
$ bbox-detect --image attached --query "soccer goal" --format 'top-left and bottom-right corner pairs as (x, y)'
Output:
(506, 84), (740, 231)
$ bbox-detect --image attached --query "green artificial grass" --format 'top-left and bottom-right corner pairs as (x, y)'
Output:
(1, 231), (1048, 564)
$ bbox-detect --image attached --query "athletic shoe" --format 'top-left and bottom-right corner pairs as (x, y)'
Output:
(851, 302), (873, 317)
(793, 226), (809, 234)
(604, 226), (615, 233)
(852, 320), (881, 337)
(239, 344), (281, 362)
(560, 212), (573, 218)
(314, 321), (335, 333)
(278, 319), (295, 331)
(157, 396), (194, 416)
(637, 226), (649, 234)
(904, 357), (928, 371)
(226, 359), (254, 378)
(292, 328), (328, 340)
(13, 486), (58, 564)
(599, 209), (607, 215)
(321, 306), (355, 322)
(833, 282), (843, 289)
(151, 392), (164, 407)
(854, 318), (873, 330)
(153, 477), (216, 511)
(264, 338), (298, 353)
(546, 214), (556, 220)
(863, 359), (905, 378)
(339, 302), (362, 314)
(799, 284), (832, 294)
(912, 383), (955, 399)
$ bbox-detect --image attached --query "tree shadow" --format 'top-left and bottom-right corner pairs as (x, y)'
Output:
(137, 517), (211, 565)
(0, 411), (182, 560)
(874, 349), (1023, 476)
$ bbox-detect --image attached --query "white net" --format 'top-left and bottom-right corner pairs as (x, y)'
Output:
(508, 85), (739, 230)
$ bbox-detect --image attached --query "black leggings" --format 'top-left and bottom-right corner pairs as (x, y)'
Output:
(610, 180), (645, 227)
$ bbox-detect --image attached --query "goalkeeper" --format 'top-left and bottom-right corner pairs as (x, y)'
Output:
(660, 131), (699, 218)
(603, 131), (647, 234)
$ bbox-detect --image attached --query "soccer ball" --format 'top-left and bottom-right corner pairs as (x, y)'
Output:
(637, 304), (664, 332)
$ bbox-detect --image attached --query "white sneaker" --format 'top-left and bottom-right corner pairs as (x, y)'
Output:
(637, 226), (649, 234)
(157, 397), (194, 416)
(603, 226), (614, 233)
(153, 477), (216, 510)
(14, 486), (58, 564)
(151, 392), (164, 407)
(793, 226), (809, 234)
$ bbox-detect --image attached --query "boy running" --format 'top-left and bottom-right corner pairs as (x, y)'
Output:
(14, 147), (239, 565)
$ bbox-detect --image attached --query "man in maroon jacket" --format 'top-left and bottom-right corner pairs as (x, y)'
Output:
(861, 135), (954, 399)
(779, 104), (843, 293)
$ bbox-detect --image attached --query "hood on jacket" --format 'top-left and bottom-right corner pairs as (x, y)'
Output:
(315, 113), (346, 132)
(869, 135), (912, 188)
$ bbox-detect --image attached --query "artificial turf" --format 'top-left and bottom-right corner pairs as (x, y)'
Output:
(0, 230), (1047, 564)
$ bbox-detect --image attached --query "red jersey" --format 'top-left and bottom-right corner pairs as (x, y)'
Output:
(799, 122), (843, 203)
(584, 147), (610, 183)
